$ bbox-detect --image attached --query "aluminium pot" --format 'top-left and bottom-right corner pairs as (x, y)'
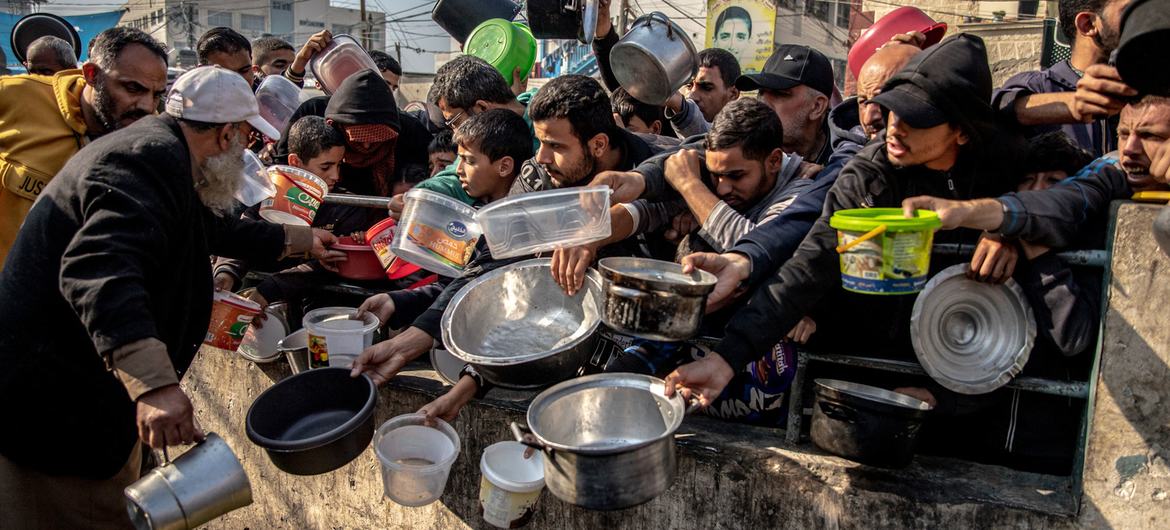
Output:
(513, 373), (696, 511)
(610, 12), (698, 105)
(441, 258), (602, 389)
(809, 379), (933, 468)
(432, 0), (521, 44)
(245, 367), (377, 475)
(598, 257), (716, 341)
(124, 433), (251, 530)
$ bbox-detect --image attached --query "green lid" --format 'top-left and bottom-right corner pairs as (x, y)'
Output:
(465, 19), (536, 85)
(829, 208), (942, 232)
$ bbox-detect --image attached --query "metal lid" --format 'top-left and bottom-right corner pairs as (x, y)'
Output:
(598, 257), (716, 296)
(911, 264), (1035, 395)
(814, 379), (933, 411)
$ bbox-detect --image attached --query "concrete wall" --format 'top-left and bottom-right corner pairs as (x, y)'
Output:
(176, 203), (1170, 529)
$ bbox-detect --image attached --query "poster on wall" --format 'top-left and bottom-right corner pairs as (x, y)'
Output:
(705, 0), (776, 74)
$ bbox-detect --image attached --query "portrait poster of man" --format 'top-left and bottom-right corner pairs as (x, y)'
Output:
(705, 0), (776, 73)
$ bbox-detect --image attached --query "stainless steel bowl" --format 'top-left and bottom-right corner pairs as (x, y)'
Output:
(441, 258), (602, 389)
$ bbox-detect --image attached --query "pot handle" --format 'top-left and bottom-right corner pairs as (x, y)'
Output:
(818, 401), (859, 424)
(511, 422), (551, 453)
(684, 395), (701, 415)
(607, 284), (650, 300)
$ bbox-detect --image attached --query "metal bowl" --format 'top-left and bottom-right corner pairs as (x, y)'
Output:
(910, 264), (1036, 395)
(440, 258), (602, 389)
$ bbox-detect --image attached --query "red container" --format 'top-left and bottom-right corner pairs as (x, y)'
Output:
(365, 218), (423, 280)
(205, 291), (262, 351)
(848, 6), (947, 79)
(333, 236), (387, 281)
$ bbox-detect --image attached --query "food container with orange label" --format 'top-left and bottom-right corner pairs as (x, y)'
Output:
(205, 291), (262, 352)
(391, 189), (482, 277)
(303, 307), (380, 369)
(260, 165), (328, 226)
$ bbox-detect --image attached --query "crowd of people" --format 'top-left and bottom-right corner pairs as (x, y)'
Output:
(1, 0), (1168, 526)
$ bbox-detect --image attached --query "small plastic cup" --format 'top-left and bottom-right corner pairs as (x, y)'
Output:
(373, 414), (460, 507)
(479, 441), (545, 528)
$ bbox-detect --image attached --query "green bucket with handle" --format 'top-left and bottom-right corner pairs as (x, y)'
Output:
(829, 208), (941, 295)
(464, 19), (537, 86)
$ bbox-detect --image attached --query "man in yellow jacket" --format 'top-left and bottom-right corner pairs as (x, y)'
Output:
(0, 27), (168, 267)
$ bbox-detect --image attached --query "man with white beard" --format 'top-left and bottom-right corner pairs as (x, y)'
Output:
(0, 66), (340, 529)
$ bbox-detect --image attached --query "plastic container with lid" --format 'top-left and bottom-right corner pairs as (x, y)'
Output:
(828, 208), (941, 295)
(332, 236), (386, 281)
(204, 291), (262, 352)
(374, 414), (460, 507)
(478, 441), (545, 528)
(260, 165), (328, 226)
(236, 150), (276, 207)
(308, 34), (379, 94)
(464, 19), (537, 86)
(303, 307), (380, 369)
(477, 186), (611, 259)
(255, 74), (304, 133)
(391, 189), (482, 277)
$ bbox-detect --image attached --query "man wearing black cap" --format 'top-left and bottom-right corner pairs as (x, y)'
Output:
(664, 34), (1028, 409)
(735, 44), (837, 165)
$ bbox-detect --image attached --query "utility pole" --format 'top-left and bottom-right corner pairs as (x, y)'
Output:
(359, 0), (370, 50)
(618, 0), (629, 34)
(185, 2), (196, 52)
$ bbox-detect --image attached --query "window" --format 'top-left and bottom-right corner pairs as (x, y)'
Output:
(836, 1), (851, 28)
(806, 0), (830, 22)
(241, 14), (267, 33)
(208, 11), (232, 27)
(332, 24), (352, 35)
(272, 1), (293, 11)
(777, 0), (798, 10)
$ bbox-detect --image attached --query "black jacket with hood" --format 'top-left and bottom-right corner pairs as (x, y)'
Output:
(273, 70), (432, 197)
(715, 34), (1028, 371)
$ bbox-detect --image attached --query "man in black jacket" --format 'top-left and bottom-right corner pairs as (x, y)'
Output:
(0, 66), (337, 528)
(666, 35), (1029, 406)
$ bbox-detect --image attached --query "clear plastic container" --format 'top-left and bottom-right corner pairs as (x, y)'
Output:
(374, 414), (460, 507)
(255, 74), (303, 133)
(391, 189), (482, 277)
(235, 150), (276, 207)
(302, 307), (379, 369)
(308, 34), (379, 94)
(476, 186), (612, 259)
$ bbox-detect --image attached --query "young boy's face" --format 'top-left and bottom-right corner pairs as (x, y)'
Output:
(456, 142), (512, 202)
(290, 146), (346, 190)
(429, 150), (456, 176)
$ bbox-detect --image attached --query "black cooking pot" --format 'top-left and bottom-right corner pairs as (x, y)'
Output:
(527, 0), (583, 40)
(1116, 0), (1170, 96)
(246, 367), (376, 475)
(809, 379), (933, 468)
(10, 12), (82, 63)
(431, 0), (521, 44)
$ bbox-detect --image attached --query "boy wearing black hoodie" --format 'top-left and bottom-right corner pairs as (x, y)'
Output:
(666, 35), (1029, 408)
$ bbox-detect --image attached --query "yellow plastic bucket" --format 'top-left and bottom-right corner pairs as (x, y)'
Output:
(829, 208), (941, 295)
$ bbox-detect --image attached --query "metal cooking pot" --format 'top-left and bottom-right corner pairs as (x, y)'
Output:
(245, 367), (377, 475)
(610, 12), (698, 105)
(442, 258), (602, 388)
(277, 328), (310, 374)
(810, 379), (933, 468)
(598, 257), (716, 341)
(513, 373), (696, 511)
(431, 0), (521, 44)
(124, 433), (252, 530)
(526, 0), (599, 44)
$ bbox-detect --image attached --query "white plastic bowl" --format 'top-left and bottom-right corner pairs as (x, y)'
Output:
(476, 186), (612, 259)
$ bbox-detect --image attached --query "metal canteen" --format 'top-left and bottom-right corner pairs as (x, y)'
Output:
(124, 433), (253, 530)
(441, 258), (602, 389)
(598, 257), (717, 341)
(512, 373), (697, 511)
(610, 12), (699, 105)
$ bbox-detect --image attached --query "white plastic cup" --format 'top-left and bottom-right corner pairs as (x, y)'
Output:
(479, 442), (545, 528)
(373, 414), (460, 507)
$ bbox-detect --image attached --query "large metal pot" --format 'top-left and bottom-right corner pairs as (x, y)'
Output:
(810, 379), (933, 468)
(441, 258), (602, 389)
(526, 0), (599, 44)
(124, 433), (252, 530)
(598, 257), (717, 341)
(610, 12), (698, 105)
(513, 373), (696, 511)
(245, 368), (377, 475)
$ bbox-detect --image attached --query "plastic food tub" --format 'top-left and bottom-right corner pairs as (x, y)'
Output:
(374, 414), (460, 507)
(255, 74), (303, 133)
(465, 19), (537, 86)
(302, 307), (380, 369)
(236, 150), (276, 207)
(392, 189), (482, 277)
(476, 186), (611, 259)
(308, 34), (378, 94)
(261, 165), (327, 226)
(204, 291), (262, 352)
(479, 441), (545, 528)
(332, 236), (386, 281)
(828, 208), (941, 295)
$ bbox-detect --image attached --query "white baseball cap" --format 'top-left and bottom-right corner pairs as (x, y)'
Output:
(165, 65), (282, 141)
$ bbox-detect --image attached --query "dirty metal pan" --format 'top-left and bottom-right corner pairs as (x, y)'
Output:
(910, 264), (1036, 395)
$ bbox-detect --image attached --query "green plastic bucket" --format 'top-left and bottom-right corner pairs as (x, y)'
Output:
(464, 19), (537, 86)
(828, 208), (941, 295)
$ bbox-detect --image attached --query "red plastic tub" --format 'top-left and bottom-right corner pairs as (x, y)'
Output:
(333, 236), (387, 281)
(365, 218), (423, 281)
(848, 6), (947, 78)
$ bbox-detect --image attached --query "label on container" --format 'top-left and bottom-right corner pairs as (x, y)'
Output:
(479, 476), (540, 528)
(369, 225), (397, 269)
(837, 229), (933, 294)
(204, 301), (258, 352)
(406, 222), (478, 270)
(307, 333), (330, 368)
